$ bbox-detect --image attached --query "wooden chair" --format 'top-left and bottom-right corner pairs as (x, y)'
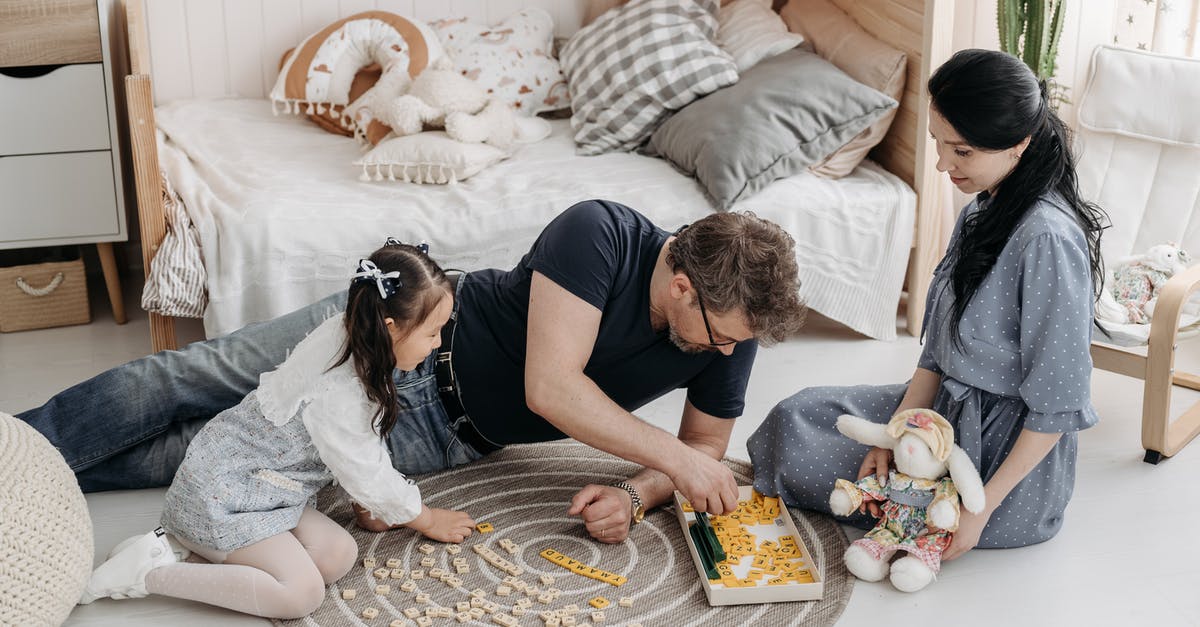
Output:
(1075, 45), (1200, 464)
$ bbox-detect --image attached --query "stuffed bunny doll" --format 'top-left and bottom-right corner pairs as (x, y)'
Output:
(828, 409), (985, 592)
(1107, 243), (1191, 324)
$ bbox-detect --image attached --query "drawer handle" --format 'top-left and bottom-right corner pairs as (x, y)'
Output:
(16, 273), (64, 297)
(0, 65), (66, 79)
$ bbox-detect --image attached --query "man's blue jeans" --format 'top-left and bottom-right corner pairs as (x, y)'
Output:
(17, 290), (483, 492)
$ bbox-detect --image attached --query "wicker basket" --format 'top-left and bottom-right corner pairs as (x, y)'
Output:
(0, 259), (90, 332)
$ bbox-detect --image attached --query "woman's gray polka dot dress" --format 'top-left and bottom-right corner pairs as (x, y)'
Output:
(749, 194), (1099, 548)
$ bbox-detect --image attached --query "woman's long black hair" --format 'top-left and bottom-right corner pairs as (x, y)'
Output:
(333, 242), (449, 438)
(929, 49), (1107, 346)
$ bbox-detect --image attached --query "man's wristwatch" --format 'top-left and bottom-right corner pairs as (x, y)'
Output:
(612, 481), (645, 525)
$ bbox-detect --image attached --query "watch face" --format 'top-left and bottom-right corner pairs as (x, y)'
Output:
(632, 506), (645, 523)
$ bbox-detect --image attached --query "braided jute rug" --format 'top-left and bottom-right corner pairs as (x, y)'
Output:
(276, 441), (852, 627)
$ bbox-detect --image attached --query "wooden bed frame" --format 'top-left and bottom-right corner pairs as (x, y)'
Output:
(119, 0), (954, 352)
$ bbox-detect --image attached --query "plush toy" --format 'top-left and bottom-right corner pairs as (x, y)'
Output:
(1105, 243), (1191, 324)
(828, 409), (985, 592)
(361, 58), (519, 151)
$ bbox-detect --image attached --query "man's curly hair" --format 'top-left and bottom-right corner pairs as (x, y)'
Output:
(666, 212), (806, 345)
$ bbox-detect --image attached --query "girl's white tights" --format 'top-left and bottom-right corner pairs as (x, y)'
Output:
(145, 508), (357, 619)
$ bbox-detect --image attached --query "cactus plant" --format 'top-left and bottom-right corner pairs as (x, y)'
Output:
(997, 0), (1068, 108)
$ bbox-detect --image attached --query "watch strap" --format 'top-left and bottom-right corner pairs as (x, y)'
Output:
(611, 481), (643, 523)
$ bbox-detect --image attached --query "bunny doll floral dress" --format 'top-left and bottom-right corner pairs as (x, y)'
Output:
(749, 193), (1100, 548)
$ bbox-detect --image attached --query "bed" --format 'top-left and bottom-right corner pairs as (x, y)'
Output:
(119, 0), (955, 350)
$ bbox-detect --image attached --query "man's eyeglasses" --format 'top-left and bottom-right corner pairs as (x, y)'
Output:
(695, 287), (739, 348)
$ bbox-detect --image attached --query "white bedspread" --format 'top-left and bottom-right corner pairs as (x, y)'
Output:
(155, 98), (915, 340)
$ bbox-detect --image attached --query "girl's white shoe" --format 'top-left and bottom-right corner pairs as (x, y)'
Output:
(78, 528), (178, 604)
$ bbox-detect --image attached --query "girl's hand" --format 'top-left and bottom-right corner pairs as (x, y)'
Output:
(856, 447), (893, 518)
(407, 506), (476, 543)
(353, 502), (400, 532)
(942, 507), (990, 561)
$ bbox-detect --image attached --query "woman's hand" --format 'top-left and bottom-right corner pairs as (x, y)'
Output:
(407, 506), (476, 543)
(942, 507), (990, 561)
(855, 447), (893, 517)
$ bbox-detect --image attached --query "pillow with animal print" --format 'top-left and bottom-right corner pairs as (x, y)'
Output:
(431, 8), (568, 116)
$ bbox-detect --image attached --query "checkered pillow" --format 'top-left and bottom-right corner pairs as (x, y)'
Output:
(560, 0), (739, 156)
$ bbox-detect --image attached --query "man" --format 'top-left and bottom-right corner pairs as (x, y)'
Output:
(19, 199), (805, 543)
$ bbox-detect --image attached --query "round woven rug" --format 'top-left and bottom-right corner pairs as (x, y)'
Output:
(275, 442), (852, 627)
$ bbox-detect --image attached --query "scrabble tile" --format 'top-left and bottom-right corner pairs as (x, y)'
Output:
(341, 589), (357, 600)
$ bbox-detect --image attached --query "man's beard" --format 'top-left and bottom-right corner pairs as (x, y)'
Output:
(669, 326), (713, 354)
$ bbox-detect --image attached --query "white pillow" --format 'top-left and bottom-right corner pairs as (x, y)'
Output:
(717, 0), (805, 72)
(353, 132), (508, 184)
(431, 8), (568, 116)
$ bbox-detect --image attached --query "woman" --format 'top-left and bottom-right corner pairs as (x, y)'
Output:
(749, 49), (1107, 558)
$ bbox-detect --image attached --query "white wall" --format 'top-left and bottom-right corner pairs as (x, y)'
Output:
(140, 0), (588, 104)
(949, 0), (1119, 208)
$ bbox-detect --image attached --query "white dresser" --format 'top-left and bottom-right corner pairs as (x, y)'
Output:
(0, 0), (128, 323)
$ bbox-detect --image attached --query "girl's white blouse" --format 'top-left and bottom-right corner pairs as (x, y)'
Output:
(257, 313), (423, 526)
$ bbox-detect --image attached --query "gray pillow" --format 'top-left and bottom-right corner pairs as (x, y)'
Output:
(645, 47), (897, 209)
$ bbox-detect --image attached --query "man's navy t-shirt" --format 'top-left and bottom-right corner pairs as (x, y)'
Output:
(452, 200), (757, 444)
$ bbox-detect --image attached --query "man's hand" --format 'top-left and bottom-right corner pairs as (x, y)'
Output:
(668, 446), (738, 515)
(568, 485), (632, 543)
(856, 447), (892, 518)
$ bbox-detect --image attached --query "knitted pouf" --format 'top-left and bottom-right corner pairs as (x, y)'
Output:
(0, 411), (93, 626)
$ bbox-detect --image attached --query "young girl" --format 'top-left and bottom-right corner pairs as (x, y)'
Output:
(79, 242), (475, 618)
(749, 49), (1107, 575)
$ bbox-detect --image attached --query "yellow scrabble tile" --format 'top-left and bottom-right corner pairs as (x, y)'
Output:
(588, 597), (610, 609)
(680, 501), (694, 513)
(767, 577), (789, 586)
(476, 522), (495, 533)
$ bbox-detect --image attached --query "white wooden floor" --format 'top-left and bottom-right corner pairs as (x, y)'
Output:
(3, 277), (1198, 626)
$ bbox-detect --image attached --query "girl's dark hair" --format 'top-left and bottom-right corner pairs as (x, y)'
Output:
(333, 243), (449, 438)
(928, 49), (1107, 347)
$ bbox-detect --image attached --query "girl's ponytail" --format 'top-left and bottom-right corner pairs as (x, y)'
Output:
(334, 242), (449, 437)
